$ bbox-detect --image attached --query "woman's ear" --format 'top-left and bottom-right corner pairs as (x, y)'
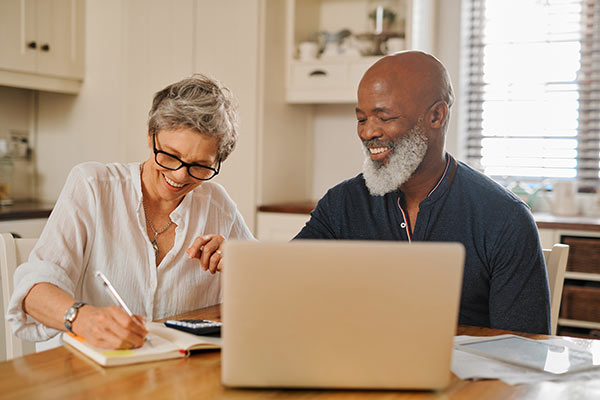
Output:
(147, 130), (153, 148)
(429, 101), (449, 129)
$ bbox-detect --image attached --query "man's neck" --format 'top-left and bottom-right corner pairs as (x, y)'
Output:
(400, 153), (449, 208)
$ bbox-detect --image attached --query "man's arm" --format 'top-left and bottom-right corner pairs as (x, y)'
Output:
(488, 205), (551, 334)
(294, 195), (337, 239)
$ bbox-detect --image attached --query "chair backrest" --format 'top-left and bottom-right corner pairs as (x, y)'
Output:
(0, 233), (38, 360)
(543, 243), (569, 335)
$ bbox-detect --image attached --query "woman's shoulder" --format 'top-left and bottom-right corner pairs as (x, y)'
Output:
(190, 181), (238, 211)
(69, 162), (138, 183)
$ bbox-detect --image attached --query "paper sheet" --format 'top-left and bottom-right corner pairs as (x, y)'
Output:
(452, 335), (600, 385)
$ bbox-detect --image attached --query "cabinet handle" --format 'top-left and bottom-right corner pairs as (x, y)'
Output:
(309, 70), (327, 77)
(40, 44), (50, 52)
(27, 41), (37, 49)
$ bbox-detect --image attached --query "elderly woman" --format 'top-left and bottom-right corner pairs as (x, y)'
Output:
(7, 74), (254, 349)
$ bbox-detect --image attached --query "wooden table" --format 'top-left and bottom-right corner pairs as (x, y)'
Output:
(1, 305), (599, 399)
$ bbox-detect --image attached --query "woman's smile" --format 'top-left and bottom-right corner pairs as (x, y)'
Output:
(163, 173), (186, 189)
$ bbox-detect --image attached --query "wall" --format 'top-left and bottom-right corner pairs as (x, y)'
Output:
(0, 86), (35, 201)
(36, 0), (128, 201)
(311, 104), (363, 199)
(32, 0), (260, 231)
(3, 0), (465, 223)
(192, 1), (260, 228)
(434, 0), (463, 161)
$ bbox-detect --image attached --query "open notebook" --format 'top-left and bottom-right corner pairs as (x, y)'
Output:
(62, 322), (221, 367)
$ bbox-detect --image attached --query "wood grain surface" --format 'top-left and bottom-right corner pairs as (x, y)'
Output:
(1, 305), (598, 400)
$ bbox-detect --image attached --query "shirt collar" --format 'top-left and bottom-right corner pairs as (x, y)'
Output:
(170, 190), (192, 227)
(420, 153), (457, 204)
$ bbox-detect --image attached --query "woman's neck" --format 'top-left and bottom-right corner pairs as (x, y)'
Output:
(140, 161), (182, 215)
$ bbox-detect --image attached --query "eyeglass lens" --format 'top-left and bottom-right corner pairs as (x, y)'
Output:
(155, 152), (217, 180)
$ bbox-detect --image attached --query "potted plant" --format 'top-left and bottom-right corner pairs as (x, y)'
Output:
(368, 6), (396, 33)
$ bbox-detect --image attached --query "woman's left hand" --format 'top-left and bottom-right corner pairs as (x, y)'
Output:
(187, 234), (225, 274)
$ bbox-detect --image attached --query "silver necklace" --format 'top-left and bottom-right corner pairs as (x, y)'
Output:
(142, 199), (173, 258)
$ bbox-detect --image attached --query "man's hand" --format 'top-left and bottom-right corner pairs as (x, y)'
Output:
(70, 305), (148, 349)
(186, 234), (225, 274)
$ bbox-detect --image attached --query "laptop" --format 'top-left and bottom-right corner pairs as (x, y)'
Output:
(221, 240), (465, 390)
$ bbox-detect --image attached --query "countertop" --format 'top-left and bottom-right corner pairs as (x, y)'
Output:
(5, 200), (600, 232)
(0, 201), (54, 221)
(258, 202), (600, 232)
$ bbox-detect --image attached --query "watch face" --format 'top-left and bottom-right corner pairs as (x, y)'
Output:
(65, 307), (77, 322)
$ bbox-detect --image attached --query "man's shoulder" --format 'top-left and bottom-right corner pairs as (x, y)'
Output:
(325, 173), (368, 196)
(455, 161), (525, 208)
(318, 173), (377, 206)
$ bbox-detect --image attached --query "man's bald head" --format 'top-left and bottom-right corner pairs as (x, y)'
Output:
(359, 51), (455, 113)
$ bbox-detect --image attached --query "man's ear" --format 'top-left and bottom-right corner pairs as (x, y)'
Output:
(428, 101), (449, 129)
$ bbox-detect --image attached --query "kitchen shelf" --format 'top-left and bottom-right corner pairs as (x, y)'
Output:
(564, 271), (600, 282)
(285, 0), (412, 103)
(558, 318), (600, 330)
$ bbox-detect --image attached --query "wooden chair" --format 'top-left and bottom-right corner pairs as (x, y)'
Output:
(0, 233), (38, 360)
(543, 244), (570, 335)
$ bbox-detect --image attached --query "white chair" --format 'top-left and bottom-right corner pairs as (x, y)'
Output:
(543, 244), (570, 335)
(0, 233), (38, 360)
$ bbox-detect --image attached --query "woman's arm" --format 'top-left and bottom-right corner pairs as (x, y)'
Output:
(23, 282), (147, 349)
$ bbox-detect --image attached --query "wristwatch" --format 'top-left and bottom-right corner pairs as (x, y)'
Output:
(64, 301), (87, 334)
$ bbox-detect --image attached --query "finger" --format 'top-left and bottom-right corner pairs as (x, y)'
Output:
(200, 237), (224, 270)
(75, 307), (145, 349)
(187, 235), (213, 259)
(133, 314), (147, 326)
(109, 322), (146, 349)
(108, 307), (148, 339)
(217, 257), (224, 272)
(87, 317), (144, 349)
(208, 250), (222, 274)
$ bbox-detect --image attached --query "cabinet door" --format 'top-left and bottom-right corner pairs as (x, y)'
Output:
(35, 0), (85, 79)
(0, 0), (37, 73)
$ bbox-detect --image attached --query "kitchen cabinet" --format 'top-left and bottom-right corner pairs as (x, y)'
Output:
(286, 0), (413, 103)
(256, 202), (315, 240)
(257, 212), (311, 241)
(0, 0), (85, 94)
(287, 57), (381, 103)
(539, 225), (600, 338)
(0, 218), (47, 239)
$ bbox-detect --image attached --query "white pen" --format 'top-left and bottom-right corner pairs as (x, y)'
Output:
(95, 271), (151, 344)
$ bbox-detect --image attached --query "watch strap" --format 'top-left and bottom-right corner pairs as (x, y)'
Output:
(64, 301), (87, 334)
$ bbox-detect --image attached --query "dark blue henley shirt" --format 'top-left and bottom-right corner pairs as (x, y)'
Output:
(295, 154), (551, 334)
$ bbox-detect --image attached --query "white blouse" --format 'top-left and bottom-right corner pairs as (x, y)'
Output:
(7, 162), (254, 341)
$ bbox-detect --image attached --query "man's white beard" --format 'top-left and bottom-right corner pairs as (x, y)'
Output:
(362, 125), (428, 196)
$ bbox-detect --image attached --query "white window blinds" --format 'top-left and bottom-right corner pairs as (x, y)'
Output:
(463, 0), (600, 189)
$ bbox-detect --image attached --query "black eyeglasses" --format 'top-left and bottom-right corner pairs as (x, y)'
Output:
(152, 132), (220, 181)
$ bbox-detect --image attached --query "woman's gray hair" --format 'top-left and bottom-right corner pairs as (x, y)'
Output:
(148, 74), (238, 161)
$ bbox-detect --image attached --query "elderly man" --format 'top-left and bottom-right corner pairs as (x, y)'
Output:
(295, 51), (551, 335)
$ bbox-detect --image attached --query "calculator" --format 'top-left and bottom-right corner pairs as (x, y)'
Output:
(163, 319), (222, 337)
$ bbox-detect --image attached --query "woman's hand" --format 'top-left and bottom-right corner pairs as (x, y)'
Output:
(186, 234), (225, 274)
(71, 305), (148, 349)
